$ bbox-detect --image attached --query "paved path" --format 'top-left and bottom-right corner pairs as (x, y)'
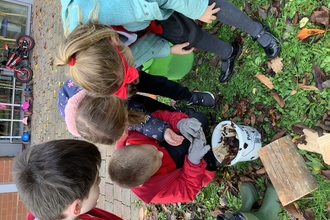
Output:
(29, 0), (142, 219)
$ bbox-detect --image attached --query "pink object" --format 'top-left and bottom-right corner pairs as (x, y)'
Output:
(22, 117), (28, 125)
(0, 103), (6, 109)
(21, 102), (30, 111)
(65, 90), (87, 136)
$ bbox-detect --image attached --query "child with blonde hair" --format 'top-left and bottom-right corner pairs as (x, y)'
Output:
(109, 110), (220, 203)
(56, 24), (215, 107)
(13, 139), (123, 220)
(60, 0), (280, 82)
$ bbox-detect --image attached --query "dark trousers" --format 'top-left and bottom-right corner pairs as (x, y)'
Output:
(135, 70), (192, 101)
(157, 0), (262, 58)
(160, 112), (219, 171)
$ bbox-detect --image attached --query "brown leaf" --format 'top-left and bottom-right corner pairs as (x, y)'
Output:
(255, 167), (266, 175)
(271, 91), (285, 108)
(312, 64), (327, 91)
(244, 1), (252, 14)
(236, 100), (247, 117)
(311, 7), (329, 26)
(321, 170), (330, 180)
(212, 55), (220, 66)
(239, 175), (254, 182)
(272, 0), (281, 8)
(283, 203), (306, 220)
(222, 103), (230, 118)
(303, 209), (314, 220)
(257, 6), (267, 19)
(296, 28), (326, 41)
(270, 129), (287, 142)
(269, 57), (283, 73)
(250, 113), (256, 127)
(255, 74), (274, 89)
(298, 84), (319, 91)
(291, 124), (311, 135)
(293, 12), (299, 25)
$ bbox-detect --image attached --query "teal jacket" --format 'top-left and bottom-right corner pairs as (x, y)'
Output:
(61, 0), (208, 67)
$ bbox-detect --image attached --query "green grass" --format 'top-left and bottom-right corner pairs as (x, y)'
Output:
(154, 0), (330, 218)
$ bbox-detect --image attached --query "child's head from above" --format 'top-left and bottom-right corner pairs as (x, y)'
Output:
(58, 79), (147, 145)
(12, 139), (101, 220)
(76, 94), (129, 145)
(108, 144), (163, 188)
(55, 24), (136, 97)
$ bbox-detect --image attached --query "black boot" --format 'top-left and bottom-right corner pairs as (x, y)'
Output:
(253, 24), (280, 59)
(219, 42), (242, 83)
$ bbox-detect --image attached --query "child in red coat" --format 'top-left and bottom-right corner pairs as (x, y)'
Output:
(109, 110), (220, 203)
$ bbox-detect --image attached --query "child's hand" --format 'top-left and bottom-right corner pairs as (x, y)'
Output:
(170, 42), (194, 55)
(164, 128), (184, 146)
(198, 2), (220, 23)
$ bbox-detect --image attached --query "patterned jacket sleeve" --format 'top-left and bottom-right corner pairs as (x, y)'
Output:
(127, 100), (170, 141)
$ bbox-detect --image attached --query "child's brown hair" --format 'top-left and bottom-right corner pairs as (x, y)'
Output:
(13, 139), (101, 220)
(55, 24), (134, 97)
(76, 95), (147, 145)
(108, 145), (160, 188)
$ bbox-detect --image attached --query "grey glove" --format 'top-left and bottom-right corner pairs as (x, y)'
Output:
(177, 118), (202, 142)
(188, 138), (211, 165)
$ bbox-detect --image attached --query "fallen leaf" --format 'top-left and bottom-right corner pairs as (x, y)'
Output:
(321, 170), (330, 180)
(212, 55), (220, 66)
(252, 88), (257, 94)
(239, 175), (254, 182)
(257, 6), (267, 19)
(283, 203), (306, 220)
(322, 80), (330, 88)
(297, 84), (319, 91)
(271, 91), (285, 108)
(291, 124), (311, 135)
(269, 57), (283, 73)
(270, 129), (287, 142)
(290, 90), (297, 95)
(312, 64), (327, 91)
(255, 74), (274, 89)
(272, 0), (280, 8)
(311, 6), (329, 26)
(293, 12), (299, 25)
(244, 1), (252, 14)
(250, 113), (256, 127)
(299, 17), (309, 28)
(255, 167), (266, 175)
(296, 28), (326, 41)
(303, 209), (314, 220)
(222, 103), (230, 118)
(292, 135), (301, 142)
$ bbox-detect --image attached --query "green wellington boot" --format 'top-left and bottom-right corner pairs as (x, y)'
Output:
(240, 185), (281, 220)
(237, 182), (258, 213)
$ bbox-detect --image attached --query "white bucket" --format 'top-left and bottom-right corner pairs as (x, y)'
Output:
(211, 121), (262, 166)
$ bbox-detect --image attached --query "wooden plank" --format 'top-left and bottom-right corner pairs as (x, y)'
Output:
(317, 134), (330, 165)
(258, 135), (318, 206)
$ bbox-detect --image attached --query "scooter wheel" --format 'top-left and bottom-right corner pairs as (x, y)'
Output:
(16, 35), (35, 51)
(15, 67), (33, 83)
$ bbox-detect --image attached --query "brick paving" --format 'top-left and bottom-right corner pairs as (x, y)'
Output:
(29, 0), (142, 219)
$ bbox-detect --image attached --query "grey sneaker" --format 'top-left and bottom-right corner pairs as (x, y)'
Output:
(188, 91), (215, 107)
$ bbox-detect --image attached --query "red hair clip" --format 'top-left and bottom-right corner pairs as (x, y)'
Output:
(68, 57), (76, 66)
